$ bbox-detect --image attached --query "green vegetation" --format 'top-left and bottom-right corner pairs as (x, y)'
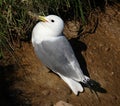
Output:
(0, 0), (119, 59)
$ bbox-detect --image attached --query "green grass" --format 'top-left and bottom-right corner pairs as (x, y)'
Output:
(0, 0), (119, 59)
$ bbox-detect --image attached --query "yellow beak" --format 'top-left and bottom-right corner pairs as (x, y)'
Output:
(39, 16), (48, 22)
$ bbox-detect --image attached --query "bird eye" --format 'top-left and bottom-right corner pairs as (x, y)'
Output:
(51, 19), (55, 22)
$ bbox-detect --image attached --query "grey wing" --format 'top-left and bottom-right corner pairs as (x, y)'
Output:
(34, 36), (85, 81)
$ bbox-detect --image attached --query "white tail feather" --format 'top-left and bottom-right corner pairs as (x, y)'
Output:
(59, 74), (84, 95)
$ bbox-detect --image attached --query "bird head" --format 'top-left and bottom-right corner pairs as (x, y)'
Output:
(38, 15), (64, 37)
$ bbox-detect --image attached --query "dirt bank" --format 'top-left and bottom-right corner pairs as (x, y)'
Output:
(0, 5), (120, 106)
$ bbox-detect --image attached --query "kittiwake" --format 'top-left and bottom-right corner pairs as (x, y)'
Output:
(32, 15), (94, 95)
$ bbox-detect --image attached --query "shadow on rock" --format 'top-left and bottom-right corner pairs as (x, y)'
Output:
(69, 38), (89, 76)
(0, 65), (16, 106)
(0, 65), (31, 106)
(69, 38), (107, 94)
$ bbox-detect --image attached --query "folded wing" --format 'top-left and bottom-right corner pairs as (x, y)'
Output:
(34, 36), (85, 82)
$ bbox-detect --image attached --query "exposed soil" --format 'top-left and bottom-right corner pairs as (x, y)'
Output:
(0, 5), (120, 106)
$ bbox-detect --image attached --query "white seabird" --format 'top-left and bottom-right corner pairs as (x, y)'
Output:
(32, 15), (92, 95)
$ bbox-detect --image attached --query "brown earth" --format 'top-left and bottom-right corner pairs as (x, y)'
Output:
(0, 5), (120, 106)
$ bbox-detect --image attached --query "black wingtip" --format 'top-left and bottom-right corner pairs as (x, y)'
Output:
(82, 79), (107, 93)
(87, 79), (107, 93)
(82, 79), (107, 102)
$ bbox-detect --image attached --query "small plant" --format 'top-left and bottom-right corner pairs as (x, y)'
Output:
(0, 0), (119, 60)
(0, 0), (35, 59)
